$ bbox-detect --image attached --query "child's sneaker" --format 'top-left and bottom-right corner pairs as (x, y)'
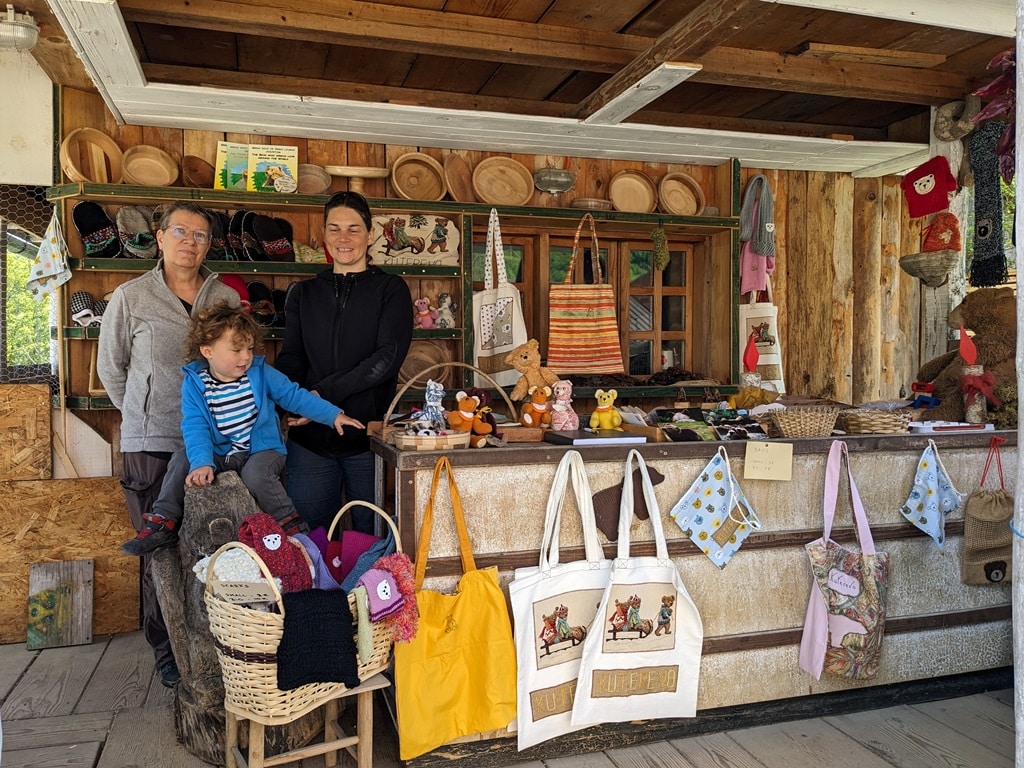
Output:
(277, 512), (309, 537)
(121, 513), (178, 556)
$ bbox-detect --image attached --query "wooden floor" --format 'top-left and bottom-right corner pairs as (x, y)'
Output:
(0, 631), (1015, 768)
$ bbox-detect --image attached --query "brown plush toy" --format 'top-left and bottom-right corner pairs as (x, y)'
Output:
(520, 385), (553, 428)
(505, 338), (560, 401)
(916, 287), (1017, 422)
(445, 391), (493, 448)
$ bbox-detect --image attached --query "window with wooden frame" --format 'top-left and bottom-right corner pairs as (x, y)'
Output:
(470, 234), (536, 336)
(622, 240), (692, 376)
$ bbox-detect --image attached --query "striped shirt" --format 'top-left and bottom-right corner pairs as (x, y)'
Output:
(199, 369), (258, 455)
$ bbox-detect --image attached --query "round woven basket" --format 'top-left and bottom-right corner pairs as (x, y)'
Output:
(839, 408), (915, 435)
(899, 249), (958, 288)
(769, 406), (840, 438)
(398, 340), (453, 388)
(391, 152), (447, 201)
(59, 127), (124, 184)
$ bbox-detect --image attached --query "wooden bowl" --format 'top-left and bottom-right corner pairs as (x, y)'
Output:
(182, 155), (215, 188)
(658, 172), (705, 216)
(122, 145), (179, 187)
(398, 340), (453, 387)
(570, 197), (613, 211)
(297, 164), (331, 194)
(443, 154), (476, 203)
(59, 128), (124, 184)
(390, 153), (446, 201)
(609, 170), (657, 213)
(472, 156), (534, 206)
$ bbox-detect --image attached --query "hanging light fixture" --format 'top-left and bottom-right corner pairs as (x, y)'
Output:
(0, 5), (40, 52)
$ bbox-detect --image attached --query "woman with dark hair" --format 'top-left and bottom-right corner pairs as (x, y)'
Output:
(276, 191), (413, 533)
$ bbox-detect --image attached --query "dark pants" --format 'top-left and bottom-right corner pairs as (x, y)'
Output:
(120, 452), (175, 668)
(284, 441), (376, 533)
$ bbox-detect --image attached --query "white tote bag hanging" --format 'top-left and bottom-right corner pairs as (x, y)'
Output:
(737, 276), (785, 393)
(571, 450), (703, 726)
(472, 208), (528, 387)
(509, 450), (611, 750)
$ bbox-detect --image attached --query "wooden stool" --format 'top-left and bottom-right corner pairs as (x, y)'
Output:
(225, 672), (390, 768)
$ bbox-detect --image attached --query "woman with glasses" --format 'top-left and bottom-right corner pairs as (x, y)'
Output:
(96, 201), (239, 690)
(276, 191), (413, 534)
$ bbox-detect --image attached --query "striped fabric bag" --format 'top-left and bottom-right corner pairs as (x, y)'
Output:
(546, 214), (625, 374)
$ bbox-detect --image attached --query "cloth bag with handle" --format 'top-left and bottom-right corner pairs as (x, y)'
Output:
(962, 436), (1014, 585)
(394, 455), (517, 760)
(799, 440), (890, 681)
(546, 213), (625, 375)
(472, 207), (528, 387)
(571, 450), (703, 726)
(737, 276), (785, 393)
(509, 449), (611, 750)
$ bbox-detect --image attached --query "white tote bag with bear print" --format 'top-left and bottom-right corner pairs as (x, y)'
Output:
(509, 450), (611, 750)
(571, 449), (703, 726)
(472, 208), (528, 387)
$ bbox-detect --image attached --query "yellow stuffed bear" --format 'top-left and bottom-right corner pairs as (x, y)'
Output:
(505, 338), (559, 401)
(445, 391), (493, 448)
(589, 388), (623, 430)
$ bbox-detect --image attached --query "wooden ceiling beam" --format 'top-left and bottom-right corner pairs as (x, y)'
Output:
(571, 0), (774, 119)
(796, 42), (947, 68)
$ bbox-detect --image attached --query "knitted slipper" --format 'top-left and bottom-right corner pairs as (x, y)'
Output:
(246, 280), (277, 326)
(70, 290), (98, 326)
(115, 205), (157, 259)
(227, 210), (247, 258)
(207, 211), (232, 261)
(241, 211), (269, 261)
(91, 296), (109, 322)
(253, 214), (295, 261)
(73, 201), (120, 258)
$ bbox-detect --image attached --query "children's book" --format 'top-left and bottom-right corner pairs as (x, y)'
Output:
(246, 144), (299, 193)
(544, 430), (647, 446)
(214, 141), (249, 191)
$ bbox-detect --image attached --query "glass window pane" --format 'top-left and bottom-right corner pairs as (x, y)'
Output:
(661, 295), (685, 332)
(549, 246), (607, 283)
(663, 249), (687, 287)
(629, 339), (652, 376)
(629, 295), (653, 332)
(473, 242), (524, 283)
(630, 248), (653, 287)
(660, 340), (683, 371)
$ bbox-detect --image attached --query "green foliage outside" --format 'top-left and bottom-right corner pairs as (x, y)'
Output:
(5, 253), (52, 367)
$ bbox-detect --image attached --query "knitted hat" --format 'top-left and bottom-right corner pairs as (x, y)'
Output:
(237, 512), (312, 593)
(968, 121), (1008, 286)
(292, 532), (341, 590)
(900, 156), (957, 219)
(962, 488), (1014, 584)
(371, 552), (419, 642)
(72, 201), (120, 258)
(115, 205), (157, 259)
(325, 529), (379, 585)
(253, 214), (295, 261)
(739, 175), (776, 257)
(356, 567), (406, 621)
(307, 525), (330, 558)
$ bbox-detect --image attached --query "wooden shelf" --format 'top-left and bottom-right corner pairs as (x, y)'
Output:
(56, 325), (460, 343)
(66, 257), (461, 278)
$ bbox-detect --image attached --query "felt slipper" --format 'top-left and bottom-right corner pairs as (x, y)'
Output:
(246, 280), (277, 326)
(253, 214), (295, 262)
(72, 201), (121, 258)
(227, 210), (247, 259)
(70, 290), (98, 326)
(115, 205), (157, 259)
(208, 211), (232, 261)
(91, 297), (109, 322)
(271, 288), (288, 328)
(241, 211), (269, 261)
(220, 273), (251, 312)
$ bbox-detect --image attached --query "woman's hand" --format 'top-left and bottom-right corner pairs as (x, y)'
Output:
(334, 412), (366, 434)
(186, 466), (215, 487)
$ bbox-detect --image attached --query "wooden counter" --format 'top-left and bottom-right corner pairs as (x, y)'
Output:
(371, 431), (1015, 757)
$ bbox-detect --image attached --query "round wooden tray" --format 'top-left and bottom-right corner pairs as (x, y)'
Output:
(297, 164), (331, 194)
(608, 169), (657, 213)
(59, 128), (124, 184)
(658, 172), (705, 216)
(122, 145), (179, 187)
(182, 155), (215, 188)
(398, 340), (453, 387)
(472, 156), (534, 207)
(390, 154), (446, 201)
(325, 165), (389, 194)
(570, 197), (613, 211)
(443, 154), (477, 203)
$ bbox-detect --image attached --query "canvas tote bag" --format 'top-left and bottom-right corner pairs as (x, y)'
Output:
(473, 207), (528, 387)
(546, 213), (625, 374)
(509, 450), (611, 750)
(394, 455), (517, 760)
(962, 436), (1014, 585)
(799, 440), (890, 681)
(572, 450), (703, 726)
(737, 276), (785, 393)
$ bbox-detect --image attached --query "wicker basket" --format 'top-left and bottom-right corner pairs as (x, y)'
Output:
(839, 408), (915, 435)
(204, 506), (399, 724)
(769, 406), (840, 438)
(384, 361), (519, 450)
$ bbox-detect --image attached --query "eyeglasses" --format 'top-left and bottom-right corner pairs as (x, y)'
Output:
(165, 225), (211, 245)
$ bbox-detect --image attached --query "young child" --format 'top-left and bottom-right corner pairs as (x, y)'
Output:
(121, 301), (364, 555)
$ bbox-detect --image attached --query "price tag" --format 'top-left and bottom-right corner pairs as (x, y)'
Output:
(743, 441), (793, 481)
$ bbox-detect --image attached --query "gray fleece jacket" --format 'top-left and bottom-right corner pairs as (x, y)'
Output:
(96, 260), (239, 454)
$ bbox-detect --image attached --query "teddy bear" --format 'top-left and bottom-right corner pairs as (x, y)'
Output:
(549, 379), (579, 431)
(445, 390), (493, 448)
(654, 595), (675, 636)
(413, 296), (439, 329)
(505, 338), (559, 401)
(589, 388), (623, 430)
(520, 385), (553, 428)
(436, 292), (457, 329)
(915, 287), (1016, 422)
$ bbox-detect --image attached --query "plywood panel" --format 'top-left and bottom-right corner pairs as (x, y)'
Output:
(0, 384), (51, 481)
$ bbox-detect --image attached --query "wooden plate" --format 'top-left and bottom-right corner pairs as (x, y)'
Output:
(472, 156), (534, 206)
(122, 145), (179, 187)
(297, 164), (331, 194)
(390, 153), (447, 201)
(443, 154), (477, 203)
(608, 169), (657, 213)
(182, 155), (215, 188)
(398, 340), (452, 387)
(570, 197), (613, 211)
(59, 128), (123, 184)
(658, 172), (706, 216)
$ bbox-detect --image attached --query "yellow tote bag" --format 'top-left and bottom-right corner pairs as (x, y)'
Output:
(394, 455), (518, 760)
